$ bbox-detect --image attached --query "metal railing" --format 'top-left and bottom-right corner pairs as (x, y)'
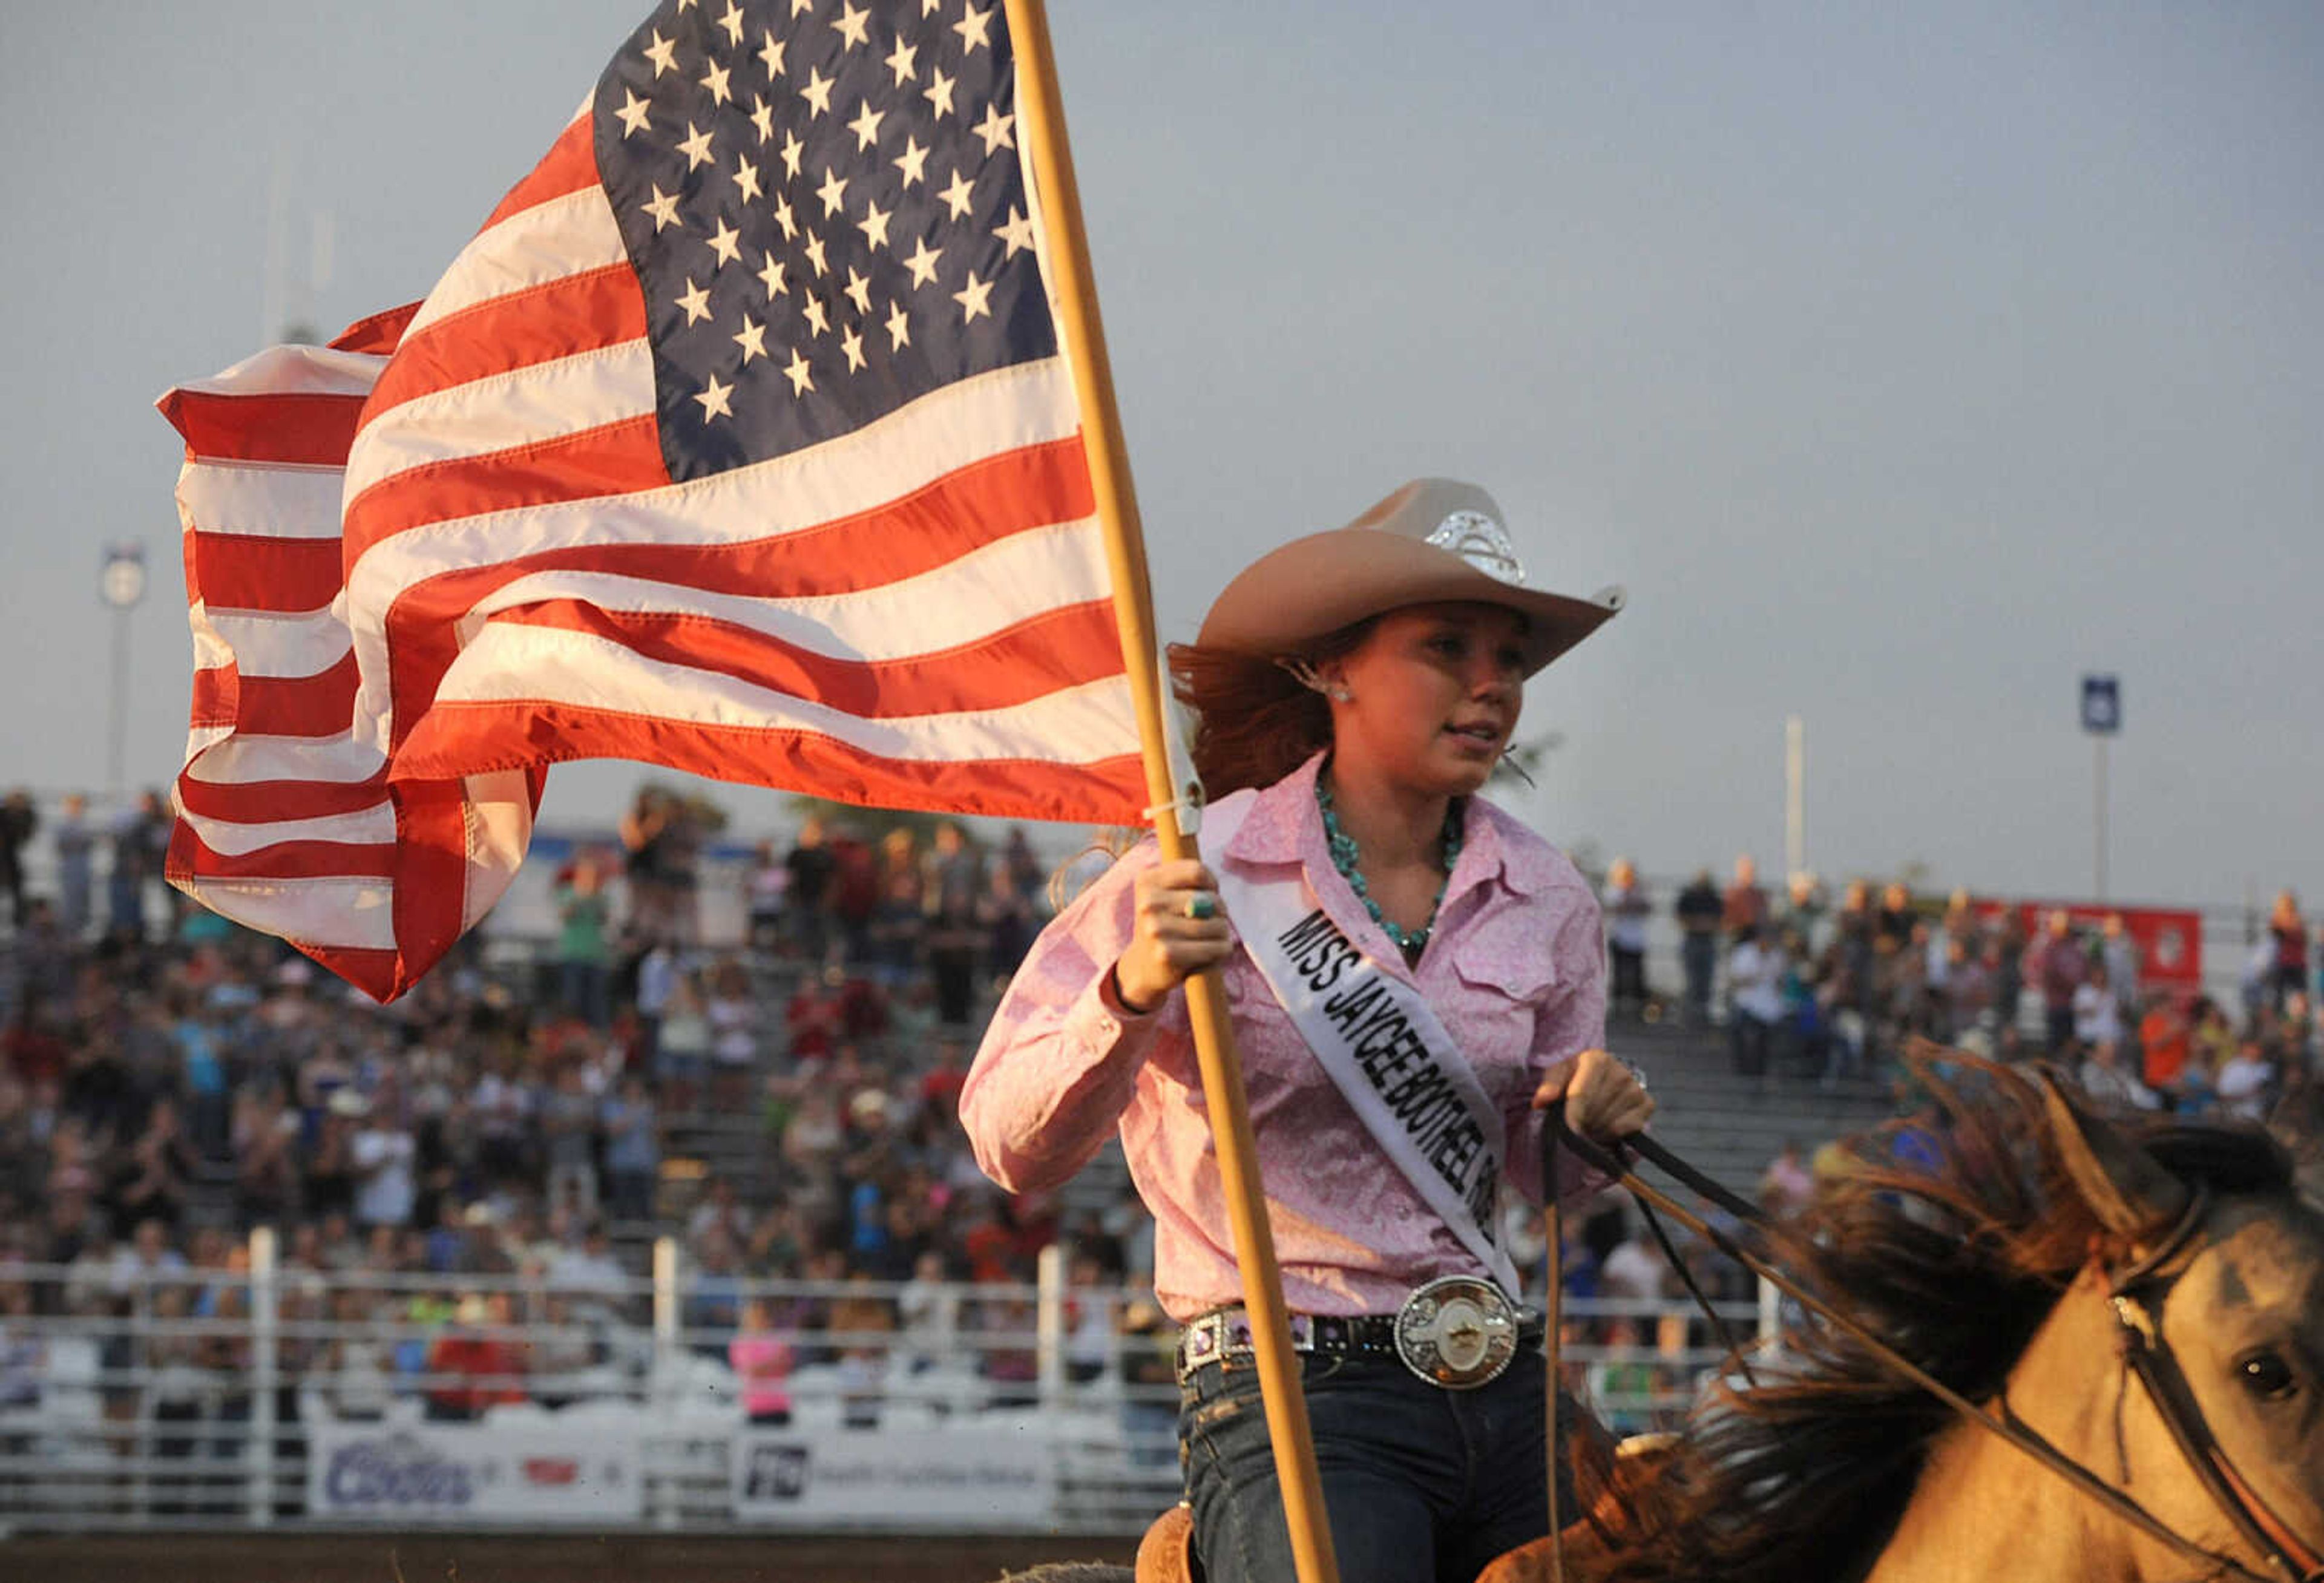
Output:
(0, 1233), (1764, 1534)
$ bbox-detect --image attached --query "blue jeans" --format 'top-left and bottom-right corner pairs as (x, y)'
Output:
(1179, 1349), (1566, 1583)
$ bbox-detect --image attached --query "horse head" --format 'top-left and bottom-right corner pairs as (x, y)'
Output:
(2026, 1075), (2324, 1583)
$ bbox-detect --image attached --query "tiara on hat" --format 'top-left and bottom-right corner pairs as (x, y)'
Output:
(1425, 510), (1526, 586)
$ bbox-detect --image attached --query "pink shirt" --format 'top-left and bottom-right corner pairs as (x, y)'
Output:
(728, 1333), (794, 1416)
(961, 753), (1606, 1321)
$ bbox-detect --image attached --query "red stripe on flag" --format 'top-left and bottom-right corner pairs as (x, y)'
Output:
(390, 782), (481, 996)
(396, 700), (1148, 827)
(160, 390), (369, 467)
(488, 597), (1127, 717)
(331, 303), (422, 356)
(364, 266), (646, 419)
(481, 116), (600, 232)
(169, 822), (399, 882)
(189, 534), (347, 614)
(342, 414), (668, 562)
(370, 437), (1092, 749)
(298, 947), (402, 1004)
(174, 775), (390, 825)
(189, 654), (361, 739)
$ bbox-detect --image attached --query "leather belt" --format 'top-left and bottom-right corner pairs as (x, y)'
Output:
(1177, 1278), (1540, 1390)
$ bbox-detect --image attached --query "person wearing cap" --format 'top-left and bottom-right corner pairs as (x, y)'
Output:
(961, 480), (1651, 1582)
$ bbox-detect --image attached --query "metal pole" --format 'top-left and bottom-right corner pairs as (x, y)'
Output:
(1035, 1244), (1065, 1413)
(1784, 715), (1805, 884)
(651, 1237), (680, 1531)
(2094, 737), (2109, 902)
(249, 1226), (278, 1529)
(108, 607), (131, 797)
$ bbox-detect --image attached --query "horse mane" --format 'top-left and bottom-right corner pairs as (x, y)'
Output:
(1598, 1053), (2296, 1583)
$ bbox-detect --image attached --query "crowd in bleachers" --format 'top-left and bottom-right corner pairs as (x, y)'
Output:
(1603, 856), (2320, 1121)
(4, 784), (2317, 1457)
(0, 783), (1166, 1454)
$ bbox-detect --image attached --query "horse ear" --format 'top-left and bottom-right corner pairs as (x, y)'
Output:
(2038, 1073), (2188, 1239)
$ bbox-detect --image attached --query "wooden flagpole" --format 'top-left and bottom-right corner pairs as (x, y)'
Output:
(1002, 4), (1341, 1581)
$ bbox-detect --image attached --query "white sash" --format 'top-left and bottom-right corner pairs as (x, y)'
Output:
(1202, 793), (1521, 1295)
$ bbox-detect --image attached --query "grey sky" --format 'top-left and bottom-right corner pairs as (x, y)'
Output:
(2, 1), (2317, 911)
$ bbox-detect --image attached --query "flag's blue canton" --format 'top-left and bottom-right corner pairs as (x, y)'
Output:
(594, 0), (1057, 482)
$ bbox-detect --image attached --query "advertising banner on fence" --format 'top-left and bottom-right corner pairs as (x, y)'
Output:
(1973, 899), (2205, 994)
(732, 1425), (1056, 1527)
(307, 1420), (643, 1524)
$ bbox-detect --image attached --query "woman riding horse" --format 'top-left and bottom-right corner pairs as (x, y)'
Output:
(962, 479), (1650, 1582)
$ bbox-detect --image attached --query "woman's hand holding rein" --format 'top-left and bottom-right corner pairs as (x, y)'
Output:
(1112, 859), (1235, 1015)
(1532, 1047), (1655, 1144)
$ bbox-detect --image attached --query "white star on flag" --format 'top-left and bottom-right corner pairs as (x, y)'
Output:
(953, 270), (994, 324)
(694, 373), (734, 419)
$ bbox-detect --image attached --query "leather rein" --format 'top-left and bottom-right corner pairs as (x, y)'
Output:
(1539, 1114), (2322, 1583)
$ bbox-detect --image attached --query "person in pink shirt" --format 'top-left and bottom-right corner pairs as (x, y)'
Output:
(727, 1299), (794, 1427)
(961, 479), (1652, 1583)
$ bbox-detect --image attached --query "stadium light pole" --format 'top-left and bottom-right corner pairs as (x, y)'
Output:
(100, 543), (148, 797)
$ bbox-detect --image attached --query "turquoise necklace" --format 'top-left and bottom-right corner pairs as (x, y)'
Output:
(1316, 775), (1465, 960)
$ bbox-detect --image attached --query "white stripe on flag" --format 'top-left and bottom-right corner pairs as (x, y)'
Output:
(179, 463), (347, 539)
(462, 516), (1108, 660)
(179, 733), (386, 788)
(191, 876), (400, 952)
(197, 606), (355, 678)
(341, 339), (656, 503)
(432, 623), (1139, 765)
(178, 801), (397, 856)
(402, 183), (626, 341)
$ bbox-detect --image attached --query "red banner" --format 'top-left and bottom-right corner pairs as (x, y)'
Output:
(1972, 900), (2204, 993)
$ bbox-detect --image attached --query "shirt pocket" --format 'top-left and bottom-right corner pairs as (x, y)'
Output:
(1445, 909), (1557, 1107)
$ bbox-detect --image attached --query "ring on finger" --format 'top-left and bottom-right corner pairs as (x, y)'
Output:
(1183, 891), (1216, 921)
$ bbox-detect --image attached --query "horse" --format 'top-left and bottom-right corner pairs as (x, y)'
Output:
(1005, 1059), (2324, 1583)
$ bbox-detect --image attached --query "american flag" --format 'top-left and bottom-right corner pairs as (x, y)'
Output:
(159, 0), (1146, 1000)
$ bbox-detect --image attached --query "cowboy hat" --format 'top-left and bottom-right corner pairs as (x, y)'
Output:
(1196, 479), (1624, 676)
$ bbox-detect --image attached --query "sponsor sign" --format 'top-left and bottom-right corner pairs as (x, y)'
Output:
(732, 1426), (1055, 1527)
(307, 1421), (642, 1524)
(1974, 900), (2204, 993)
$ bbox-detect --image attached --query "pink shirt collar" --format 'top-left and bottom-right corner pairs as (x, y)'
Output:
(1212, 749), (1558, 906)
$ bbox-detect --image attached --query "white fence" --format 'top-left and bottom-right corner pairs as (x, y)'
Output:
(0, 1234), (1759, 1535)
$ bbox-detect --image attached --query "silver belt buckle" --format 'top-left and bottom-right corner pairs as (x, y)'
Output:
(1393, 1276), (1520, 1390)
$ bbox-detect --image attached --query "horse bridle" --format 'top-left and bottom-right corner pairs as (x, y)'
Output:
(2106, 1184), (2324, 1583)
(1541, 1118), (2324, 1583)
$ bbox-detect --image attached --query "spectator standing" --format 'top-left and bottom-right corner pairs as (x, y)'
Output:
(783, 817), (837, 962)
(553, 855), (614, 1028)
(107, 793), (165, 940)
(1675, 870), (1722, 1025)
(730, 1298), (796, 1426)
(2267, 891), (2309, 1013)
(53, 794), (94, 940)
(2138, 992), (2191, 1109)
(350, 1100), (416, 1231)
(1603, 858), (1651, 1020)
(1726, 925), (1786, 1080)
(540, 1063), (600, 1222)
(1721, 855), (1768, 942)
(600, 1075), (661, 1224)
(0, 789), (34, 928)
(1778, 872), (1828, 958)
(2032, 910), (2087, 1053)
(2099, 913), (2142, 1024)
(743, 840), (789, 952)
(1992, 908), (2030, 1034)
(977, 863), (1037, 985)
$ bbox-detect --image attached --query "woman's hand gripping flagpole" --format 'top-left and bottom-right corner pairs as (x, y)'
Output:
(1001, 4), (1342, 1581)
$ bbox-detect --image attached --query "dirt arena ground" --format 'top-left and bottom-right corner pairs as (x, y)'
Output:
(0, 1532), (1140, 1582)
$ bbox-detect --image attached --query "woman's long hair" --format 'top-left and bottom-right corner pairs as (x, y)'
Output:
(1166, 621), (1374, 799)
